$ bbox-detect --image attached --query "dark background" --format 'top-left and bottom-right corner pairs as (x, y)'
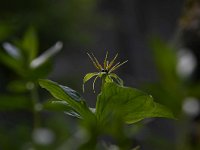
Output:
(1, 0), (200, 150)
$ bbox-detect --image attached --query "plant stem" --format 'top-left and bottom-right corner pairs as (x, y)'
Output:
(101, 74), (106, 90)
(30, 82), (40, 129)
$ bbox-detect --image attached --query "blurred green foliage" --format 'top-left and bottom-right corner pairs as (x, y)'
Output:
(148, 38), (183, 115)
(147, 37), (200, 150)
(0, 28), (63, 149)
(0, 1), (100, 149)
(0, 0), (200, 150)
(149, 38), (200, 115)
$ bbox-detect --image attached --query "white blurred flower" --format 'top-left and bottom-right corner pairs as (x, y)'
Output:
(182, 97), (200, 116)
(32, 128), (55, 145)
(177, 49), (197, 78)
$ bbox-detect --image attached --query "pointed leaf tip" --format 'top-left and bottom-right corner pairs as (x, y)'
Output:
(39, 79), (94, 119)
(96, 82), (175, 125)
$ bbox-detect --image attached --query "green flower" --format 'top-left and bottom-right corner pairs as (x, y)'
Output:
(83, 52), (128, 93)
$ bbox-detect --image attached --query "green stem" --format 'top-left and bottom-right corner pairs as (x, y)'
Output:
(101, 74), (106, 90)
(30, 82), (40, 129)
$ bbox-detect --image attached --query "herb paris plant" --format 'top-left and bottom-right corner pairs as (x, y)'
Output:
(83, 52), (128, 93)
(39, 53), (174, 126)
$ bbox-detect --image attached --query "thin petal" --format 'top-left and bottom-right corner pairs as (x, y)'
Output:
(82, 72), (98, 92)
(87, 53), (101, 70)
(92, 76), (99, 93)
(109, 62), (120, 73)
(91, 53), (103, 70)
(108, 53), (118, 69)
(104, 51), (108, 69)
(109, 73), (124, 85)
(109, 60), (128, 73)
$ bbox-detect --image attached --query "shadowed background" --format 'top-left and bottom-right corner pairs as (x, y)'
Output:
(1, 0), (200, 150)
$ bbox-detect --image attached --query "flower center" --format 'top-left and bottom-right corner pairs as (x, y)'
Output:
(101, 69), (108, 73)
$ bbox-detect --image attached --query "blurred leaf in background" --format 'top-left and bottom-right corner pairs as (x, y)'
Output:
(1, 0), (200, 150)
(0, 26), (64, 150)
(147, 37), (200, 150)
(148, 38), (183, 115)
(0, 0), (100, 149)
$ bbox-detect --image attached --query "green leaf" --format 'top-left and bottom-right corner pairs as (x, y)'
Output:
(43, 100), (81, 118)
(83, 72), (98, 92)
(83, 72), (98, 84)
(105, 75), (113, 83)
(149, 37), (182, 114)
(109, 73), (123, 86)
(39, 79), (94, 119)
(150, 37), (178, 83)
(96, 82), (174, 125)
(22, 27), (38, 61)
